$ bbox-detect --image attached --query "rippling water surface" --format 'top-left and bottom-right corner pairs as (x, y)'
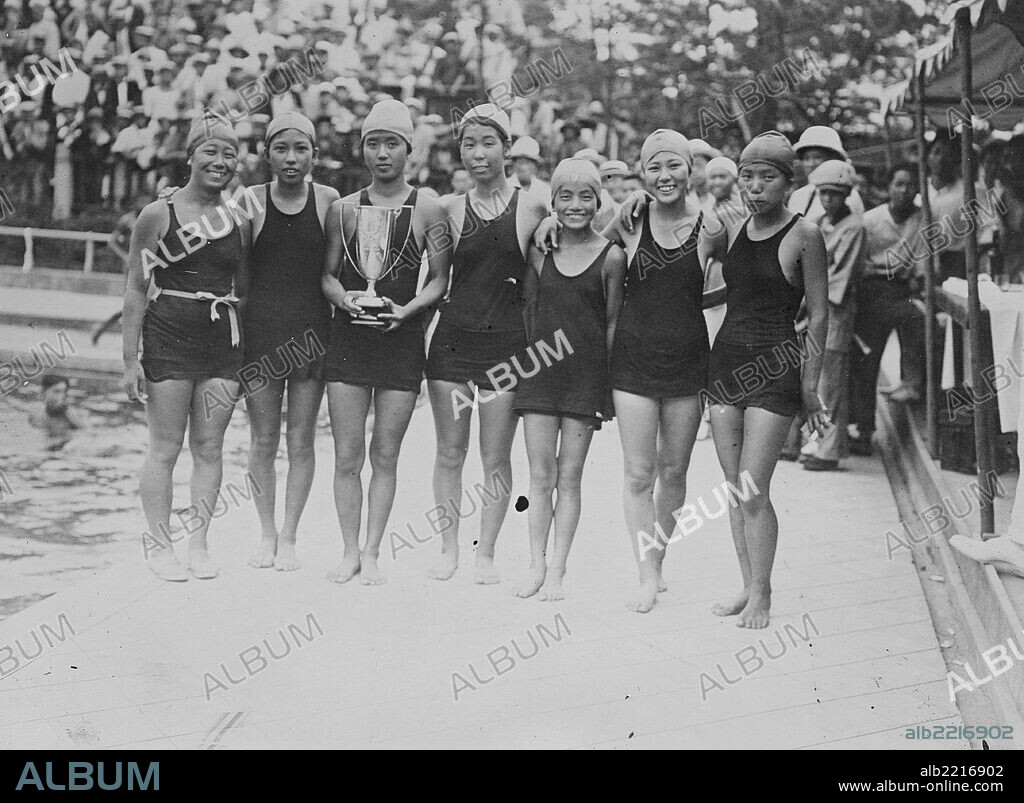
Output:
(0, 384), (256, 621)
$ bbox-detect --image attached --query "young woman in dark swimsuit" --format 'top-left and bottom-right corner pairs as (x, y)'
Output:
(604, 131), (714, 613)
(321, 99), (450, 585)
(513, 158), (626, 601)
(242, 112), (339, 572)
(425, 103), (549, 583)
(700, 131), (830, 629)
(122, 115), (251, 582)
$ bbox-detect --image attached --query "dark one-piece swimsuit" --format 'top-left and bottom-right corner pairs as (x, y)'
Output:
(425, 187), (529, 392)
(514, 242), (615, 428)
(610, 208), (708, 399)
(705, 215), (805, 417)
(324, 187), (426, 392)
(141, 196), (244, 382)
(242, 182), (330, 385)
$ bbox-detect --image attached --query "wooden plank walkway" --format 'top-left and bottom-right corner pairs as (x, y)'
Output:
(0, 404), (966, 749)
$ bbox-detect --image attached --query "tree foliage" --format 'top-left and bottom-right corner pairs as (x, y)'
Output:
(551, 0), (947, 147)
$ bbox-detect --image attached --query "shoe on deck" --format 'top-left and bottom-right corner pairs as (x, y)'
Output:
(803, 455), (839, 471)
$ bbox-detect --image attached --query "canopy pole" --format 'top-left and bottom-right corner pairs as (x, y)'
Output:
(916, 72), (938, 459)
(956, 8), (996, 535)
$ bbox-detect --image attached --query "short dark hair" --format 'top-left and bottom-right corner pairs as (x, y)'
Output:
(887, 161), (918, 186)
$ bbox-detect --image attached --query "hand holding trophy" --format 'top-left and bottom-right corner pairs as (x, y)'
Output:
(342, 202), (405, 326)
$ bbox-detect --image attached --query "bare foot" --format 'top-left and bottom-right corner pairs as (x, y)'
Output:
(712, 590), (749, 617)
(736, 593), (771, 629)
(538, 574), (565, 601)
(148, 549), (188, 582)
(515, 562), (546, 598)
(327, 553), (361, 584)
(274, 540), (301, 572)
(359, 553), (387, 585)
(428, 549), (459, 581)
(627, 577), (659, 613)
(473, 554), (501, 585)
(188, 546), (219, 580)
(248, 531), (277, 569)
(950, 534), (1024, 577)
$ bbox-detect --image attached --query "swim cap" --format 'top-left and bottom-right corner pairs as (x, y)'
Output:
(550, 158), (602, 207)
(640, 129), (692, 170)
(186, 113), (239, 158)
(265, 111), (316, 147)
(457, 103), (511, 142)
(360, 98), (413, 148)
(738, 130), (795, 177)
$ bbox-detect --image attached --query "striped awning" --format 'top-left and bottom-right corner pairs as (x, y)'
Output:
(880, 0), (1024, 130)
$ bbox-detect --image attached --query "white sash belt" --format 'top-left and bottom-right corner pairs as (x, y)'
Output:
(153, 288), (240, 347)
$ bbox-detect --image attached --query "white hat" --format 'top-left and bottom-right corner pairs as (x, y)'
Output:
(688, 138), (721, 160)
(510, 136), (540, 161)
(808, 159), (856, 190)
(572, 147), (603, 166)
(794, 125), (847, 159)
(599, 159), (629, 177)
(705, 156), (738, 179)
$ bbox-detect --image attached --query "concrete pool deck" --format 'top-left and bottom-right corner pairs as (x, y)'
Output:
(0, 406), (969, 750)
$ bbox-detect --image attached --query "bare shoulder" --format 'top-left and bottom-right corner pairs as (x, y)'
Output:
(605, 241), (626, 265)
(437, 192), (463, 215)
(135, 199), (169, 234)
(313, 182), (341, 204)
(791, 215), (823, 242)
(415, 190), (446, 217)
(523, 193), (549, 220)
(603, 241), (626, 274)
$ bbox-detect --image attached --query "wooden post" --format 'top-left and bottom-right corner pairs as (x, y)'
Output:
(916, 72), (938, 460)
(956, 8), (995, 535)
(84, 237), (94, 273)
(22, 227), (33, 272)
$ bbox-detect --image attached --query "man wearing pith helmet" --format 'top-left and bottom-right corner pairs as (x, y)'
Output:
(787, 125), (865, 222)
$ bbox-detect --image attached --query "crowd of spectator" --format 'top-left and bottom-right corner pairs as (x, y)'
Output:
(0, 0), (647, 219)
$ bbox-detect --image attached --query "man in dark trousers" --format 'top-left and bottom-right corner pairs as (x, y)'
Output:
(849, 162), (928, 454)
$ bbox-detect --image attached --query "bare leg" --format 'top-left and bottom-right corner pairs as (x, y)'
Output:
(651, 395), (702, 589)
(539, 416), (594, 601)
(732, 406), (793, 628)
(473, 385), (519, 584)
(427, 379), (472, 580)
(245, 378), (285, 568)
(709, 403), (751, 615)
(361, 388), (418, 585)
(614, 390), (663, 613)
(140, 379), (193, 581)
(186, 378), (241, 579)
(275, 378), (325, 571)
(517, 413), (559, 597)
(326, 382), (371, 583)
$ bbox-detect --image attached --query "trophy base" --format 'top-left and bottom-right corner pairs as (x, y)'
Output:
(352, 296), (389, 326)
(351, 315), (388, 327)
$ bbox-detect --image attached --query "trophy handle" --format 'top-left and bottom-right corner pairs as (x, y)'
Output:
(374, 205), (415, 284)
(338, 202), (360, 282)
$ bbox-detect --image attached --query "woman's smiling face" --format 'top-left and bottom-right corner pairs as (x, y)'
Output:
(643, 152), (690, 205)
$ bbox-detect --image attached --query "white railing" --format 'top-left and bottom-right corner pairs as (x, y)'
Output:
(0, 226), (112, 274)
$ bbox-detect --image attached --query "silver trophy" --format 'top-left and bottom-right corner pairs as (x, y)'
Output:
(340, 203), (412, 326)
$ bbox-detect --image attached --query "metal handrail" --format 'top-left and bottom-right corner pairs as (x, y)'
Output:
(0, 226), (112, 274)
